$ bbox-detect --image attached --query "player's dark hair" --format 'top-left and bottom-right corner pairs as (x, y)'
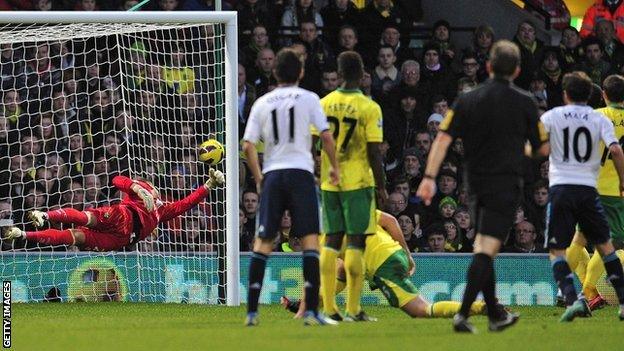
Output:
(562, 71), (593, 103)
(337, 51), (364, 83)
(274, 48), (302, 84)
(603, 74), (624, 103)
(489, 40), (520, 78)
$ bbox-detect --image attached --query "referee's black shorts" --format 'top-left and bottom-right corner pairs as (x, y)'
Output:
(546, 185), (611, 250)
(466, 175), (522, 241)
(257, 168), (320, 240)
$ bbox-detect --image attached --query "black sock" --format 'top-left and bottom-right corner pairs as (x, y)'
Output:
(459, 253), (493, 318)
(603, 252), (624, 305)
(552, 257), (577, 306)
(303, 250), (320, 313)
(482, 264), (500, 320)
(247, 252), (268, 314)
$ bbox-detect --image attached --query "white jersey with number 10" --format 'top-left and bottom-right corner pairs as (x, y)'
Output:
(540, 104), (618, 188)
(243, 86), (329, 174)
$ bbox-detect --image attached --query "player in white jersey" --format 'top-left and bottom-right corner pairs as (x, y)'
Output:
(242, 49), (340, 327)
(540, 71), (624, 322)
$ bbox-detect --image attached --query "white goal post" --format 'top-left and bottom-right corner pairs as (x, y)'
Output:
(0, 12), (240, 306)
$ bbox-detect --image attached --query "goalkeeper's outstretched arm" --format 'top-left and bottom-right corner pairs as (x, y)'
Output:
(158, 169), (225, 222)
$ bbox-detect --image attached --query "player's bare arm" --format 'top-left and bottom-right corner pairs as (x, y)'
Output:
(367, 142), (387, 206)
(378, 211), (415, 276)
(319, 130), (340, 185)
(417, 131), (453, 205)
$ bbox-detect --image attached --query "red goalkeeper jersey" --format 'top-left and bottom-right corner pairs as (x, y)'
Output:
(112, 176), (209, 241)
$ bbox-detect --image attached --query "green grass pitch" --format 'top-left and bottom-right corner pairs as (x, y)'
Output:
(10, 304), (624, 351)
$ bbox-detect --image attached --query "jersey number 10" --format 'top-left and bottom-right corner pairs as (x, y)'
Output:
(563, 126), (592, 163)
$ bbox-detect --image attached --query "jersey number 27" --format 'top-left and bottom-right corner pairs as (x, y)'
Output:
(327, 116), (357, 152)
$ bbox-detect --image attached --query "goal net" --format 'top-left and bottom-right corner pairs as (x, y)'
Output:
(0, 12), (239, 305)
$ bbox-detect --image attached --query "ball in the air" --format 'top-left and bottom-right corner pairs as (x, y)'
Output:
(198, 139), (224, 165)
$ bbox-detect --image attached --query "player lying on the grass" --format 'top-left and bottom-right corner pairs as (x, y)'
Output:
(565, 75), (624, 311)
(282, 210), (508, 320)
(3, 170), (224, 251)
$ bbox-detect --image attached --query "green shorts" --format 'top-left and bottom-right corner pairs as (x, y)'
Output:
(601, 195), (624, 247)
(321, 187), (376, 235)
(369, 250), (419, 308)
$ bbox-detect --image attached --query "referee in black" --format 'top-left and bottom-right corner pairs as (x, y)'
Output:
(417, 40), (550, 333)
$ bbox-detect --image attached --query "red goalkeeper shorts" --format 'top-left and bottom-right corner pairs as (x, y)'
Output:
(80, 205), (134, 251)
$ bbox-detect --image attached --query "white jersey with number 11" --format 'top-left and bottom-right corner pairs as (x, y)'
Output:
(243, 86), (329, 174)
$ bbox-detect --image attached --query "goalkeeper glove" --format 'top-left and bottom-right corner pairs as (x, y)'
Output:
(205, 169), (225, 189)
(134, 186), (155, 212)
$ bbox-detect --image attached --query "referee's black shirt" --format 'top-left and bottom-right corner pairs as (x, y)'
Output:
(440, 77), (547, 178)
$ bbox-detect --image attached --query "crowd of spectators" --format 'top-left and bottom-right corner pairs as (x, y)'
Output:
(232, 0), (617, 254)
(0, 0), (615, 255)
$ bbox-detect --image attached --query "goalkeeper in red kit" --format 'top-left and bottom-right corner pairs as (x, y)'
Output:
(3, 169), (224, 251)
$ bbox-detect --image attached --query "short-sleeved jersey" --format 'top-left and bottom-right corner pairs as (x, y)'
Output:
(440, 78), (546, 177)
(541, 104), (618, 188)
(596, 106), (624, 196)
(320, 88), (383, 191)
(243, 86), (329, 174)
(364, 211), (402, 279)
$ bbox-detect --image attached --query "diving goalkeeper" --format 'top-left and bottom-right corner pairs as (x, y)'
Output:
(3, 170), (224, 251)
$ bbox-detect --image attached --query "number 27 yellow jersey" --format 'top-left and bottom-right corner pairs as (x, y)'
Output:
(319, 88), (383, 192)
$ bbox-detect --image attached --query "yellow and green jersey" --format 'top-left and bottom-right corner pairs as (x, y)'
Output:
(596, 105), (624, 196)
(162, 67), (195, 94)
(320, 211), (403, 279)
(319, 88), (383, 192)
(364, 218), (402, 280)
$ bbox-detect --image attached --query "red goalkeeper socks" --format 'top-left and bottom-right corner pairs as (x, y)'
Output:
(46, 208), (89, 226)
(26, 229), (75, 246)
